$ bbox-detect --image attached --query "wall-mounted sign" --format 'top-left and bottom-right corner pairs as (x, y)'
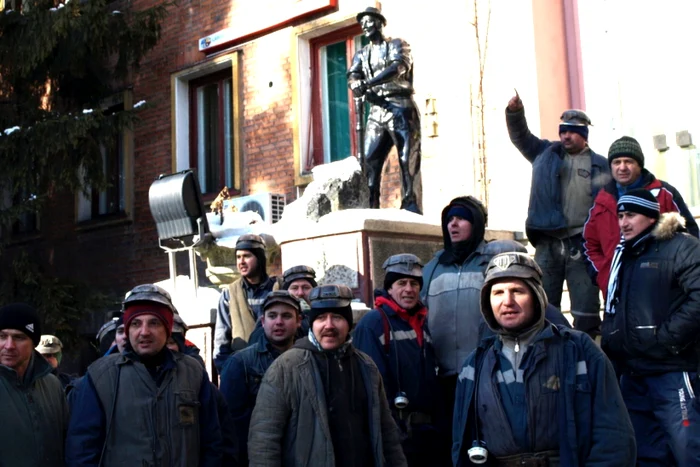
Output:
(199, 0), (337, 52)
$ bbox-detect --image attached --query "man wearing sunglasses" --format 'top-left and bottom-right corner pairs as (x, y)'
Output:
(506, 94), (609, 338)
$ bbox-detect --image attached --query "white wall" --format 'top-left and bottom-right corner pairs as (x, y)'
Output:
(579, 0), (700, 212)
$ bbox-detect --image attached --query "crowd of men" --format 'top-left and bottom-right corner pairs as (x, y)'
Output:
(3, 10), (700, 467)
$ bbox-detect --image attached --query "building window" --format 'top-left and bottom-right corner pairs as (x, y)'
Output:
(77, 91), (133, 224)
(309, 25), (367, 168)
(189, 70), (234, 195)
(94, 102), (125, 217)
(172, 52), (242, 198)
(11, 191), (38, 235)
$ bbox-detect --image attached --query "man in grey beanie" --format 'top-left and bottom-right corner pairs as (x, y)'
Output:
(0, 303), (68, 467)
(452, 253), (635, 466)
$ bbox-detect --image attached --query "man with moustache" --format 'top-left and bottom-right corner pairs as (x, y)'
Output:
(0, 303), (68, 467)
(214, 233), (276, 372)
(452, 252), (635, 466)
(506, 94), (609, 337)
(66, 284), (223, 466)
(603, 189), (700, 466)
(249, 284), (407, 467)
(584, 136), (698, 300)
(354, 254), (443, 466)
(220, 291), (302, 466)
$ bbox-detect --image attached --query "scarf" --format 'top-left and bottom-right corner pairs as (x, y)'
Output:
(605, 226), (655, 315)
(374, 295), (427, 347)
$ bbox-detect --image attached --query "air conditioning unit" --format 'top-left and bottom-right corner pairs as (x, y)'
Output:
(224, 193), (286, 224)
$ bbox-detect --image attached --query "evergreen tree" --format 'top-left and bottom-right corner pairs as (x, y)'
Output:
(0, 0), (170, 343)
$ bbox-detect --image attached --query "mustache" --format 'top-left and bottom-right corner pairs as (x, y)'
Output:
(321, 329), (339, 338)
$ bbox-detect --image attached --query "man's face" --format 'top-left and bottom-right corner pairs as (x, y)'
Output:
(0, 329), (34, 373)
(115, 324), (127, 353)
(560, 130), (587, 153)
(41, 353), (59, 369)
(611, 157), (642, 186)
(236, 250), (259, 280)
(312, 312), (350, 350)
(128, 314), (168, 357)
(618, 211), (656, 241)
(360, 15), (382, 39)
(262, 304), (301, 347)
(287, 280), (313, 304)
(490, 279), (537, 332)
(387, 277), (421, 310)
(448, 215), (473, 243)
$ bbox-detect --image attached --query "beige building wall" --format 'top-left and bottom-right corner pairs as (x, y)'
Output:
(579, 0), (700, 215)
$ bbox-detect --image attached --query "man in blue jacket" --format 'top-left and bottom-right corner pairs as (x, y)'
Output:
(354, 253), (445, 466)
(220, 290), (302, 466)
(506, 93), (610, 337)
(65, 284), (223, 466)
(453, 252), (635, 466)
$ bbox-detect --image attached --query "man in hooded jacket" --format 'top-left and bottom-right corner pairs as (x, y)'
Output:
(421, 197), (532, 411)
(452, 252), (635, 466)
(603, 189), (700, 466)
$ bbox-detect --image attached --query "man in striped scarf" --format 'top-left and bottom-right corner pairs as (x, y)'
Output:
(602, 188), (700, 466)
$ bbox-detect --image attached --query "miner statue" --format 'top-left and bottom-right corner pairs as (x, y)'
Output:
(348, 6), (422, 215)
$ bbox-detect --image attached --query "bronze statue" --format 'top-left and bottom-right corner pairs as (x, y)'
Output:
(348, 7), (422, 215)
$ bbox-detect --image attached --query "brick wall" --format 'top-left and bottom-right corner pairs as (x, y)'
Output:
(5, 0), (405, 311)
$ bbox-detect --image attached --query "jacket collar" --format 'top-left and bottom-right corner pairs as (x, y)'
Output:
(0, 351), (53, 386)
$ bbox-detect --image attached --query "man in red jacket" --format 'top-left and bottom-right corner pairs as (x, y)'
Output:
(583, 136), (698, 299)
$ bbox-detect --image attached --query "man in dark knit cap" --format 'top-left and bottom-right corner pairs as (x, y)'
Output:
(0, 303), (68, 467)
(249, 284), (407, 467)
(421, 196), (526, 430)
(506, 93), (609, 337)
(66, 284), (223, 466)
(354, 254), (445, 466)
(602, 189), (700, 465)
(584, 135), (698, 301)
(214, 233), (276, 372)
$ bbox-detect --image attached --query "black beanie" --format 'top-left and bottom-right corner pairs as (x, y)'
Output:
(307, 305), (354, 329)
(608, 136), (644, 168)
(559, 124), (589, 141)
(384, 271), (424, 291)
(0, 303), (42, 346)
(617, 189), (660, 220)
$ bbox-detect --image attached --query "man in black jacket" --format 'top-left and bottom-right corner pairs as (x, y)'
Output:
(603, 189), (700, 466)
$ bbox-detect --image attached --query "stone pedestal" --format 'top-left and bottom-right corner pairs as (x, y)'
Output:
(273, 208), (520, 308)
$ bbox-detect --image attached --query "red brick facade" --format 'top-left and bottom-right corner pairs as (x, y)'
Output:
(9, 0), (402, 300)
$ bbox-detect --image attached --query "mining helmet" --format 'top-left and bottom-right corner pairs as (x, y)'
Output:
(560, 109), (592, 127)
(263, 290), (302, 314)
(382, 254), (423, 278)
(235, 233), (265, 252)
(36, 335), (63, 354)
(282, 265), (317, 288)
(123, 284), (176, 312)
(484, 252), (543, 285)
(172, 311), (189, 334)
(96, 316), (121, 342)
(309, 284), (354, 309)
